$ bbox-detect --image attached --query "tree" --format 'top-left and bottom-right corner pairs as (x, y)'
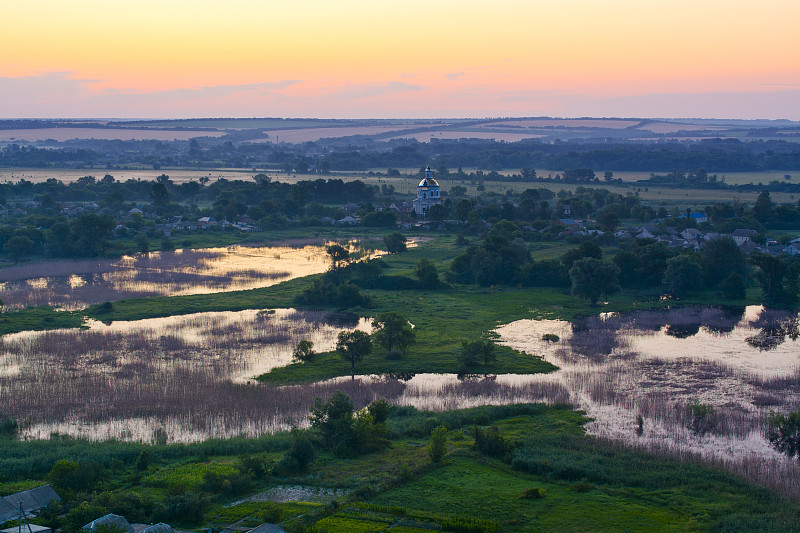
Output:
(383, 232), (407, 254)
(595, 207), (619, 233)
(721, 272), (747, 299)
(309, 391), (354, 454)
(3, 235), (33, 263)
(327, 244), (350, 275)
(569, 257), (620, 306)
(416, 258), (439, 288)
(72, 214), (115, 257)
(150, 182), (170, 208)
(561, 241), (602, 270)
(767, 405), (800, 460)
(752, 190), (773, 222)
(282, 428), (316, 470)
(612, 251), (642, 287)
(458, 339), (497, 371)
(372, 312), (415, 353)
(336, 330), (372, 379)
(135, 232), (149, 254)
(427, 204), (448, 221)
(701, 237), (747, 287)
(428, 425), (448, 463)
(292, 340), (315, 362)
(663, 255), (703, 297)
(749, 253), (800, 306)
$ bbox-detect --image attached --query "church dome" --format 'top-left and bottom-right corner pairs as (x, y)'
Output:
(418, 177), (439, 188)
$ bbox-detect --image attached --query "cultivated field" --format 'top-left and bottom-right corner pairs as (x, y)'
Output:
(0, 128), (226, 142)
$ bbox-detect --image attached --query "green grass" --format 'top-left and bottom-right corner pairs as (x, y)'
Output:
(2, 404), (797, 532)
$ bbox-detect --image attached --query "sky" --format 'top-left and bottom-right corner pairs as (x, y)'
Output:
(1, 0), (798, 120)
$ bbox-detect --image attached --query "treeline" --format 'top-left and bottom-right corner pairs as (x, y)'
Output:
(319, 138), (800, 173)
(4, 136), (800, 173)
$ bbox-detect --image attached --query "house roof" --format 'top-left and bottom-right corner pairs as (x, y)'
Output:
(0, 485), (60, 523)
(84, 514), (135, 533)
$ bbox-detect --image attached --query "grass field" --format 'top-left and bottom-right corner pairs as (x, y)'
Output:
(7, 403), (793, 532)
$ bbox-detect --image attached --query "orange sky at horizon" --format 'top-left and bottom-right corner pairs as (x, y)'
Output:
(1, 0), (798, 118)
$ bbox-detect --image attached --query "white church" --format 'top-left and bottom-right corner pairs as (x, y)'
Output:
(413, 166), (443, 217)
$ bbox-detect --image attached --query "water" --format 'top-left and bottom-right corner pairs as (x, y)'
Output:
(494, 305), (800, 496)
(0, 242), (373, 310)
(0, 308), (372, 442)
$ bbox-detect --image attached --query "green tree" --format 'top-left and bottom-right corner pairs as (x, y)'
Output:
(721, 272), (747, 299)
(663, 255), (703, 297)
(459, 339), (497, 371)
(427, 204), (448, 221)
(372, 312), (415, 353)
(282, 428), (316, 471)
(150, 182), (170, 209)
(135, 450), (150, 472)
(293, 340), (315, 362)
(561, 241), (602, 270)
(134, 232), (149, 254)
(383, 232), (407, 254)
(569, 257), (621, 306)
(3, 235), (33, 263)
(612, 251), (642, 287)
(336, 330), (372, 379)
(72, 214), (115, 257)
(596, 207), (620, 233)
(701, 237), (747, 287)
(752, 190), (773, 221)
(767, 405), (800, 460)
(415, 258), (439, 288)
(309, 391), (354, 454)
(428, 425), (448, 463)
(749, 252), (800, 306)
(327, 244), (350, 275)
(161, 237), (176, 252)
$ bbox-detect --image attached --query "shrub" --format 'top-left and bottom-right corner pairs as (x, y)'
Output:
(0, 413), (18, 437)
(386, 349), (403, 360)
(292, 340), (315, 363)
(281, 428), (316, 472)
(428, 425), (448, 463)
(572, 481), (593, 493)
(541, 333), (560, 342)
(767, 405), (800, 460)
(688, 400), (716, 435)
(472, 425), (513, 459)
(521, 487), (545, 499)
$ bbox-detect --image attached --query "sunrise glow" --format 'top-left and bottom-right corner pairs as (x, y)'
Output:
(1, 0), (798, 118)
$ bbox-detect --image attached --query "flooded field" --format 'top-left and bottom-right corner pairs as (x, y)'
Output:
(0, 308), (374, 442)
(0, 242), (370, 310)
(495, 305), (800, 498)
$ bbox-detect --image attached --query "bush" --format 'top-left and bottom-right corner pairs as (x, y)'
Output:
(472, 425), (513, 459)
(281, 428), (316, 472)
(521, 487), (545, 499)
(688, 400), (716, 435)
(292, 340), (315, 363)
(0, 413), (18, 437)
(458, 339), (496, 371)
(541, 333), (559, 342)
(721, 272), (747, 299)
(386, 349), (403, 360)
(428, 425), (448, 463)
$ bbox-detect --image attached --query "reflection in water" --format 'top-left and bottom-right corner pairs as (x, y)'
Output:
(0, 309), (373, 442)
(0, 241), (375, 310)
(494, 305), (800, 499)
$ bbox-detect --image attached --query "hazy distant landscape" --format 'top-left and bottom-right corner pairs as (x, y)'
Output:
(0, 112), (798, 532)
